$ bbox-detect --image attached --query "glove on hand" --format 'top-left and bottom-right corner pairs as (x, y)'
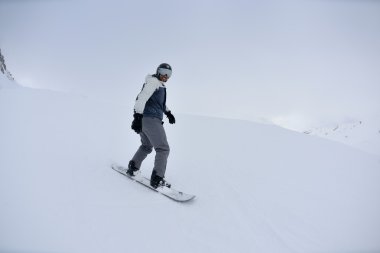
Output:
(131, 113), (143, 133)
(165, 111), (176, 124)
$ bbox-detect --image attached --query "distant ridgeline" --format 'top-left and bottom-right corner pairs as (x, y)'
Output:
(0, 48), (15, 81)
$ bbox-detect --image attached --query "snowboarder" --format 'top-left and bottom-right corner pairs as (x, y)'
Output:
(128, 63), (176, 189)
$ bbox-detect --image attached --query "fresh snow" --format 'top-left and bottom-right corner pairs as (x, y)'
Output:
(1, 84), (380, 253)
(304, 119), (380, 157)
(0, 72), (18, 90)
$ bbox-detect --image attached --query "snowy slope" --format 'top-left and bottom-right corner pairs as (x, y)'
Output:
(304, 119), (380, 156)
(0, 71), (18, 90)
(1, 85), (380, 253)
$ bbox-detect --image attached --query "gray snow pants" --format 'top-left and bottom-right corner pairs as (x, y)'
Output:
(131, 117), (170, 177)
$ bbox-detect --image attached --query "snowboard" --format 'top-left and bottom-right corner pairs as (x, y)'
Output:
(111, 164), (195, 202)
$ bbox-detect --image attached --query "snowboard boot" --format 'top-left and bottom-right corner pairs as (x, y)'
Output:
(150, 170), (171, 189)
(127, 160), (139, 176)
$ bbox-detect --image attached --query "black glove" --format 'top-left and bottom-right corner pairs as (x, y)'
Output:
(131, 113), (143, 133)
(165, 111), (176, 124)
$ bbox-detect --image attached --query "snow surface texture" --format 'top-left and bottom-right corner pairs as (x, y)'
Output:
(304, 119), (380, 157)
(0, 71), (18, 90)
(1, 83), (380, 253)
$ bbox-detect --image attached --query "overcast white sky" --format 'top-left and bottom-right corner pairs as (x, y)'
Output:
(1, 0), (379, 130)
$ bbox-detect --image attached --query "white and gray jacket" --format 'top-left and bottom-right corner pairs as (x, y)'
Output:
(134, 75), (170, 120)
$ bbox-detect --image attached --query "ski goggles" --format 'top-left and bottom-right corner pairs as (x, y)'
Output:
(157, 68), (172, 78)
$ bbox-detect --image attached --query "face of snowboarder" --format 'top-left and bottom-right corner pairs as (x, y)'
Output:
(158, 74), (169, 82)
(157, 67), (171, 82)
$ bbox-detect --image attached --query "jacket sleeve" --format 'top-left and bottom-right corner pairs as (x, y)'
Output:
(134, 80), (159, 114)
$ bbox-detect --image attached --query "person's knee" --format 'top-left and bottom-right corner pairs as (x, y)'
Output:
(142, 145), (153, 153)
(156, 144), (170, 154)
(164, 144), (170, 154)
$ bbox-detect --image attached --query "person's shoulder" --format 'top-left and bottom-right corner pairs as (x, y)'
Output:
(145, 74), (164, 88)
(145, 74), (159, 84)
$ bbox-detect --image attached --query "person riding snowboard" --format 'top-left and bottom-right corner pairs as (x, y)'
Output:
(128, 63), (176, 189)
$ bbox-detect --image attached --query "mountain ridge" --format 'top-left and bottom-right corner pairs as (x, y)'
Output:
(0, 48), (14, 81)
(304, 118), (380, 156)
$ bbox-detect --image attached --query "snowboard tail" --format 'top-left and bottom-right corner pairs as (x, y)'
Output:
(111, 164), (195, 202)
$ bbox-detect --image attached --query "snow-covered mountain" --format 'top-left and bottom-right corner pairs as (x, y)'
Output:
(0, 49), (17, 89)
(304, 118), (380, 156)
(0, 82), (380, 253)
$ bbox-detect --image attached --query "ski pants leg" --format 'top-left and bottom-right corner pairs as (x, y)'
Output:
(131, 117), (170, 177)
